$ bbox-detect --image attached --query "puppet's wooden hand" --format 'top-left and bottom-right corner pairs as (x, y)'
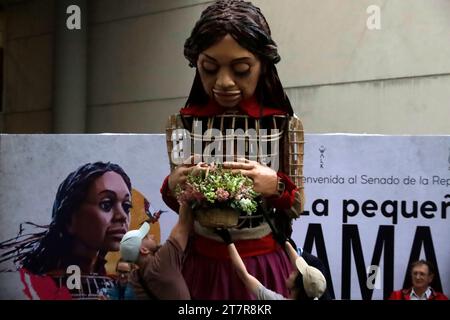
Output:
(223, 159), (278, 197)
(168, 158), (208, 193)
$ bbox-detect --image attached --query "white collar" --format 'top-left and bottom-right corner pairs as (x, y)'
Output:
(410, 287), (432, 300)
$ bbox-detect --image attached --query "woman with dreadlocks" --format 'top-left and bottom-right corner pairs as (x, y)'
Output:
(162, 0), (305, 299)
(0, 162), (133, 299)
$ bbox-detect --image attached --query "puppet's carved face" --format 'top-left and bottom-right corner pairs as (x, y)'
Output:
(197, 34), (261, 109)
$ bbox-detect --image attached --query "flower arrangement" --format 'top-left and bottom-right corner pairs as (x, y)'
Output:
(176, 165), (260, 216)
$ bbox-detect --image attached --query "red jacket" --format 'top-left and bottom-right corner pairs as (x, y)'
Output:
(388, 288), (448, 300)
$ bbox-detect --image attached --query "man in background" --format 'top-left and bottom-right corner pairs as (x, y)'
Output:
(389, 260), (448, 300)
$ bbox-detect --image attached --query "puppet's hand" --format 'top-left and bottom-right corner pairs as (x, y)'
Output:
(214, 228), (233, 245)
(223, 159), (278, 197)
(168, 158), (208, 192)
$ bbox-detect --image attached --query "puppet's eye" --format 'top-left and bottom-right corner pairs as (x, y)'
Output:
(202, 61), (218, 74)
(232, 63), (250, 75)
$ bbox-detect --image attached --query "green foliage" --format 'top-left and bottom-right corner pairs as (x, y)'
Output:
(176, 166), (260, 215)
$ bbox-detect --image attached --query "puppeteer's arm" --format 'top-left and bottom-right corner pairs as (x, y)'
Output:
(284, 240), (299, 266)
(227, 243), (261, 295)
(213, 228), (261, 295)
(169, 203), (193, 251)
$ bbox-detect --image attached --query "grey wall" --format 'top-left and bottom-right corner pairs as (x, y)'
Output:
(2, 0), (54, 133)
(87, 0), (213, 133)
(0, 11), (4, 131)
(2, 0), (450, 134)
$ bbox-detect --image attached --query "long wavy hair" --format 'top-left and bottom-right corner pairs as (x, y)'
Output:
(183, 0), (293, 115)
(0, 162), (131, 275)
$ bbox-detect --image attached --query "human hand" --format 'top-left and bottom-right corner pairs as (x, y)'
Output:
(272, 230), (288, 247)
(287, 238), (298, 252)
(222, 159), (278, 197)
(273, 233), (298, 252)
(214, 228), (233, 245)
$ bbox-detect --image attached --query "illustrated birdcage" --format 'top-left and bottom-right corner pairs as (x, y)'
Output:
(165, 113), (305, 227)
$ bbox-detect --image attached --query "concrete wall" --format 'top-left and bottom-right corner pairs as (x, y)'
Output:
(268, 0), (450, 134)
(87, 0), (213, 133)
(2, 0), (450, 134)
(0, 11), (4, 131)
(2, 0), (54, 133)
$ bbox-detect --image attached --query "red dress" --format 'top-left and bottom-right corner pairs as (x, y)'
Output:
(161, 97), (301, 300)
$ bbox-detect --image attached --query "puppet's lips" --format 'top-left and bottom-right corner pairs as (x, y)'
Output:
(212, 89), (241, 97)
(213, 89), (241, 104)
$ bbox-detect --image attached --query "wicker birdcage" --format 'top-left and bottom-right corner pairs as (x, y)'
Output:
(165, 113), (305, 224)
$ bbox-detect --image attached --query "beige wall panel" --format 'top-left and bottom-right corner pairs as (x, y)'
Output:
(254, 0), (450, 87)
(87, 97), (185, 133)
(4, 110), (52, 133)
(6, 0), (54, 40)
(5, 35), (53, 113)
(287, 75), (450, 134)
(88, 5), (210, 105)
(90, 0), (212, 23)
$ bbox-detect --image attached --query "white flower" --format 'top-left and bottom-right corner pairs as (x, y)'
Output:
(239, 198), (253, 214)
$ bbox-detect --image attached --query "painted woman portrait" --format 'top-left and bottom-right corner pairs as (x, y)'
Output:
(0, 162), (133, 299)
(162, 0), (305, 299)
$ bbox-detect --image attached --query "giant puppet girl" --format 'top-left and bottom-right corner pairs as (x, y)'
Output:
(161, 0), (305, 299)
